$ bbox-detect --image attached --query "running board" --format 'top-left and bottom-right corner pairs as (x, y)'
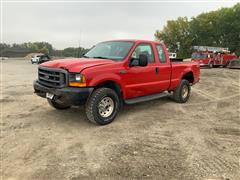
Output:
(124, 92), (169, 105)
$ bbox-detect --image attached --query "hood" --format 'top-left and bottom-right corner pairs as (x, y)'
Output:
(41, 58), (114, 72)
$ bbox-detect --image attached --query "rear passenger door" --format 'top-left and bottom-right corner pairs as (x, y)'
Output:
(155, 44), (171, 91)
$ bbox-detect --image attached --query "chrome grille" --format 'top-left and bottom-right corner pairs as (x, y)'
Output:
(38, 67), (67, 88)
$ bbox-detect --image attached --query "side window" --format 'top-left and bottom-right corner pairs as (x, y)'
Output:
(131, 44), (155, 63)
(156, 45), (166, 63)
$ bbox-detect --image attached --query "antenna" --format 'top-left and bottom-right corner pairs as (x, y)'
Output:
(78, 30), (82, 58)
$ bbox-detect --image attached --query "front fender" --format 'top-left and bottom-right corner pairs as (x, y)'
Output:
(87, 73), (126, 98)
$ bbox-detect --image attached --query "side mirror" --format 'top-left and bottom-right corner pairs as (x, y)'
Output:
(129, 58), (139, 66)
(139, 54), (148, 67)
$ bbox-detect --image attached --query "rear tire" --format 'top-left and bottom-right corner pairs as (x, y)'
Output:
(47, 99), (71, 110)
(173, 79), (191, 103)
(85, 88), (120, 125)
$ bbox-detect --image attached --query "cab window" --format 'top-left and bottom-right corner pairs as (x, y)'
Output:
(156, 44), (166, 63)
(131, 43), (155, 63)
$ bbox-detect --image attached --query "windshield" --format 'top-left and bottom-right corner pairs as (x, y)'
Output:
(84, 41), (134, 61)
(192, 53), (208, 58)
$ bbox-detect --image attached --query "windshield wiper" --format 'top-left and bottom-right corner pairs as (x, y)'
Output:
(92, 56), (109, 59)
(82, 55), (90, 58)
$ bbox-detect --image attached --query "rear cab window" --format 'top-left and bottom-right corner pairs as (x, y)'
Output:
(156, 44), (166, 63)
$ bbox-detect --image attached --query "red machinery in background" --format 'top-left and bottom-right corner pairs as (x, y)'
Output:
(191, 46), (237, 68)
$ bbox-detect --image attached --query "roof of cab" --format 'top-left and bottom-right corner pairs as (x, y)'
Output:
(103, 39), (162, 44)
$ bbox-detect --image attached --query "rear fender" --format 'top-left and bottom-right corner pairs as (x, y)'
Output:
(169, 68), (193, 90)
(180, 68), (193, 82)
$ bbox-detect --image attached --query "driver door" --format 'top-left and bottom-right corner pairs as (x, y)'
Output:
(124, 43), (161, 99)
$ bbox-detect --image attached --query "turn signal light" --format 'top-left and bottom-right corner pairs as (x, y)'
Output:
(69, 75), (87, 87)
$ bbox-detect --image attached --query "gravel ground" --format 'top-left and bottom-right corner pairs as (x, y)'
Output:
(1, 59), (240, 180)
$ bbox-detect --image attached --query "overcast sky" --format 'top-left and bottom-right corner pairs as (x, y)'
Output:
(2, 1), (239, 49)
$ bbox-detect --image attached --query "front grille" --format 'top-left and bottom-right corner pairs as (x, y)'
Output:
(38, 66), (68, 88)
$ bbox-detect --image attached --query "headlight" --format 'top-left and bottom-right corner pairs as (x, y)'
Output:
(75, 74), (81, 81)
(68, 73), (87, 87)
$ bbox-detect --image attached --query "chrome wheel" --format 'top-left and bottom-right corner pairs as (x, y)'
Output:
(181, 85), (189, 99)
(98, 97), (114, 118)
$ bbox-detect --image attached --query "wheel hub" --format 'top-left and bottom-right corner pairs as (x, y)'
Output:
(98, 97), (114, 118)
(182, 85), (189, 99)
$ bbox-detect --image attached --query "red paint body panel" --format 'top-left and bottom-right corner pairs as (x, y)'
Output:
(221, 54), (238, 65)
(169, 62), (200, 90)
(42, 58), (114, 72)
(41, 40), (200, 100)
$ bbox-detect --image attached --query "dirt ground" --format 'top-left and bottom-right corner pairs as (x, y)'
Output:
(1, 59), (240, 180)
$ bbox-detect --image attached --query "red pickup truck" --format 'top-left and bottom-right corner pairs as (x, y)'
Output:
(34, 40), (200, 125)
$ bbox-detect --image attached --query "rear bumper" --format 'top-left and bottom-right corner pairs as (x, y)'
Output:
(33, 80), (94, 105)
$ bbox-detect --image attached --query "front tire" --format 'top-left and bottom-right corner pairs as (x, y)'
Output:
(209, 61), (214, 68)
(173, 79), (191, 103)
(47, 99), (71, 110)
(85, 88), (120, 125)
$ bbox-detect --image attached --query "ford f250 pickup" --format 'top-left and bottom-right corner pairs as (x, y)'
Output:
(34, 40), (200, 125)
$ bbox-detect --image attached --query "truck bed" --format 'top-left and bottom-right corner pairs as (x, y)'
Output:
(170, 58), (183, 62)
(169, 61), (200, 90)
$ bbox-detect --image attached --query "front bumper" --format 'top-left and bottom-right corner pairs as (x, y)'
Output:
(33, 81), (94, 105)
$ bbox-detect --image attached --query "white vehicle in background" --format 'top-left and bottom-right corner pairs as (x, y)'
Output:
(31, 54), (42, 64)
(169, 52), (177, 59)
(0, 57), (8, 60)
(168, 52), (184, 62)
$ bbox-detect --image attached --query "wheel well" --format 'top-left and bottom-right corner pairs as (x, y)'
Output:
(96, 81), (123, 98)
(182, 72), (194, 84)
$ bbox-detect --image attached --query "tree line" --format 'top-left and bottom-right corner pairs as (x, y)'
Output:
(155, 3), (240, 58)
(0, 42), (89, 57)
(1, 3), (239, 58)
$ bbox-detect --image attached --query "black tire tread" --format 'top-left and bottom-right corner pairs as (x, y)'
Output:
(85, 88), (119, 125)
(173, 79), (191, 103)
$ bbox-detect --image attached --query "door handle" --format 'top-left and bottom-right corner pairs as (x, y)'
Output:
(155, 67), (159, 74)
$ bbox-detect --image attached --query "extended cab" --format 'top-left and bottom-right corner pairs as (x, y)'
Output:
(34, 40), (200, 125)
